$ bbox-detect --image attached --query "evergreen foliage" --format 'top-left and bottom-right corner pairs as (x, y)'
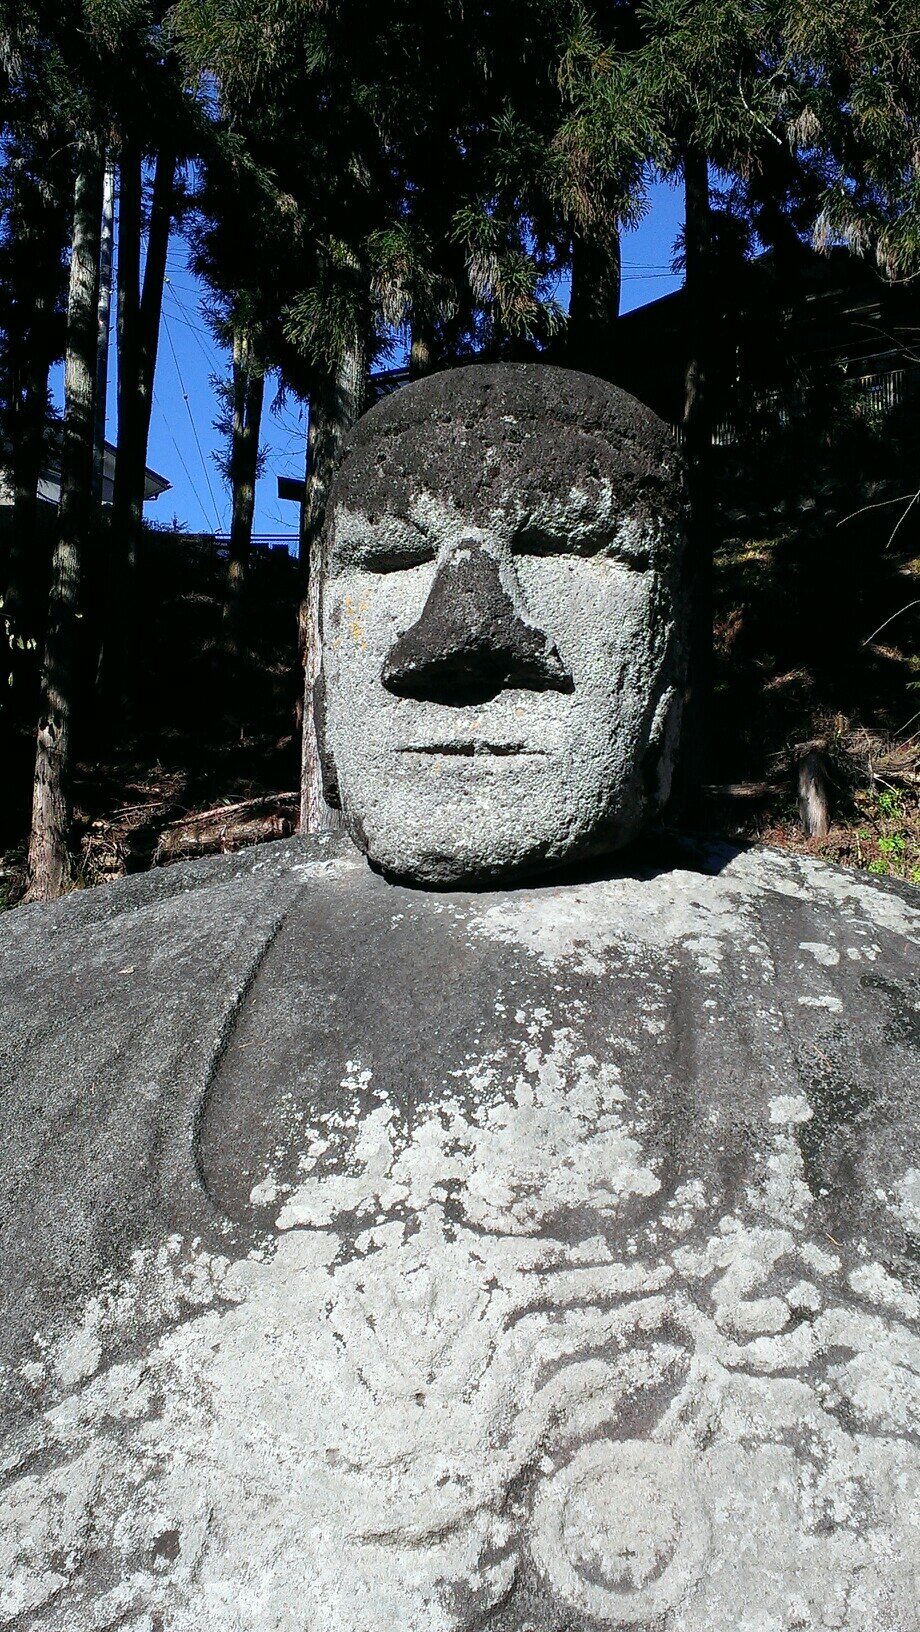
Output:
(0, 0), (917, 892)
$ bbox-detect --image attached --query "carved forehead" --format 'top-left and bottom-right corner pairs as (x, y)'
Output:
(329, 363), (682, 533)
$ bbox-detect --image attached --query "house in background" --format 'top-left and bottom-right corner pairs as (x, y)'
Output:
(607, 245), (920, 438)
(0, 426), (170, 510)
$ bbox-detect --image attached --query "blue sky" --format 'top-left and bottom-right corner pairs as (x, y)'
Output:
(85, 177), (686, 541)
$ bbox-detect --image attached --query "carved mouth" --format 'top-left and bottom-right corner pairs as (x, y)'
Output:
(397, 742), (545, 757)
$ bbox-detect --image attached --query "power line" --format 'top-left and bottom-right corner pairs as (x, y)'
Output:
(164, 282), (223, 374)
(152, 384), (217, 535)
(160, 309), (224, 532)
(163, 287), (305, 538)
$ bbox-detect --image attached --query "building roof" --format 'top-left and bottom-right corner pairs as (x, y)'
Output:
(0, 426), (171, 510)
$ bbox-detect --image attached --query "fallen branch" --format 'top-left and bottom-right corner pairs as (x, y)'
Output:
(862, 598), (920, 647)
(153, 793), (298, 866)
(701, 780), (780, 801)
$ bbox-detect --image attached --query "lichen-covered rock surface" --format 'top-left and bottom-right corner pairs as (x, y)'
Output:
(1, 835), (919, 1630)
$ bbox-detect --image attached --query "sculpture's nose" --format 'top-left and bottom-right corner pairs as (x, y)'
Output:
(381, 539), (573, 705)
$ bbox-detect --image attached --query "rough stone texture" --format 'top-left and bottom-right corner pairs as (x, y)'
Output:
(2, 834), (919, 1630)
(380, 539), (575, 704)
(321, 364), (686, 884)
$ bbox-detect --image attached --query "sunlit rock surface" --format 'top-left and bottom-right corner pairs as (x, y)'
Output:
(1, 834), (918, 1630)
(321, 365), (687, 884)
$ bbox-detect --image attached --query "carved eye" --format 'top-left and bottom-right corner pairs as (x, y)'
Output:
(352, 524), (435, 573)
(512, 527), (570, 558)
(512, 527), (650, 570)
(608, 544), (651, 571)
(360, 544), (436, 574)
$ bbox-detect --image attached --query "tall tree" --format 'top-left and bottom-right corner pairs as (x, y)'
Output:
(220, 323), (266, 663)
(4, 0), (195, 890)
(556, 0), (787, 795)
(97, 0), (197, 711)
(91, 155), (115, 504)
(0, 122), (71, 656)
(678, 142), (715, 783)
(104, 140), (177, 704)
(111, 146), (176, 579)
(553, 4), (652, 372)
(25, 136), (105, 900)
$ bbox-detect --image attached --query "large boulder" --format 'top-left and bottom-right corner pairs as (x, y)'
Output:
(1, 834), (918, 1630)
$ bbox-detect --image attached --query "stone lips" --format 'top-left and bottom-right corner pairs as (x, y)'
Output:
(1, 834), (918, 1630)
(321, 363), (688, 885)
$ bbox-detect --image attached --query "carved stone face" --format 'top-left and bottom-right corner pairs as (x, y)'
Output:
(322, 365), (686, 884)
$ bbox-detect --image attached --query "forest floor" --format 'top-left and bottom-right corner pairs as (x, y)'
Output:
(2, 470), (919, 907)
(704, 512), (920, 886)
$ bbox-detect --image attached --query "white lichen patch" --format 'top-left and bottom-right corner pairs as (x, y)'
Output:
(722, 847), (920, 942)
(467, 845), (920, 979)
(467, 868), (757, 976)
(799, 941), (841, 966)
(4, 1002), (919, 1632)
(895, 1166), (920, 1233)
(277, 1032), (660, 1237)
(769, 1094), (813, 1125)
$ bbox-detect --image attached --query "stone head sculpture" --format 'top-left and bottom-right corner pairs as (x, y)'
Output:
(320, 364), (686, 884)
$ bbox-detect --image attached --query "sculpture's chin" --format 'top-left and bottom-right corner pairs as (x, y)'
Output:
(340, 790), (650, 889)
(366, 839), (562, 890)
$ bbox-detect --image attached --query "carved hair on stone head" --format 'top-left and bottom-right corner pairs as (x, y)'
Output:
(318, 363), (687, 886)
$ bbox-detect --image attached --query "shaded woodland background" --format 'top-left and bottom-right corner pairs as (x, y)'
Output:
(1, 0), (918, 903)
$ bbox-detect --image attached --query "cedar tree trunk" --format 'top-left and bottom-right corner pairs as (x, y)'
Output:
(677, 144), (714, 806)
(4, 179), (67, 647)
(111, 143), (141, 544)
(567, 227), (621, 375)
(223, 327), (265, 661)
(299, 338), (367, 833)
(6, 329), (52, 649)
(25, 139), (105, 902)
(105, 145), (174, 707)
(91, 158), (115, 506)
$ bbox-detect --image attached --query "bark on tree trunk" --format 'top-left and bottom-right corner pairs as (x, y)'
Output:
(111, 144), (141, 545)
(5, 226), (64, 645)
(567, 227), (621, 374)
(6, 341), (51, 648)
(91, 158), (115, 507)
(409, 325), (434, 380)
(105, 146), (174, 707)
(223, 328), (265, 661)
(797, 750), (831, 839)
(298, 338), (367, 833)
(674, 145), (714, 813)
(25, 139), (105, 902)
(3, 150), (69, 648)
(134, 147), (174, 526)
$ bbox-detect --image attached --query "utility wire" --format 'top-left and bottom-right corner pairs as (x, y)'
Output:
(160, 309), (224, 532)
(164, 282), (223, 375)
(151, 384), (216, 535)
(164, 283), (299, 544)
